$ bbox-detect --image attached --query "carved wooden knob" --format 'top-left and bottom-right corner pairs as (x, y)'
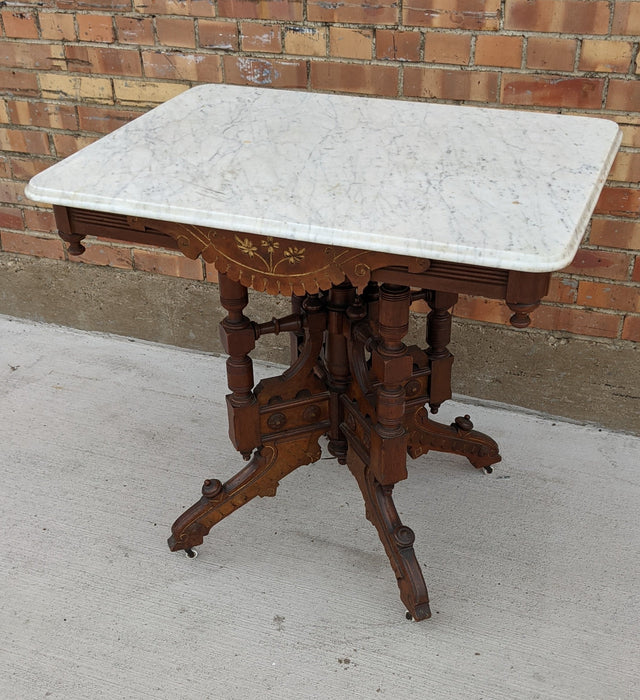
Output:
(202, 478), (222, 499)
(454, 414), (474, 433)
(267, 412), (286, 430)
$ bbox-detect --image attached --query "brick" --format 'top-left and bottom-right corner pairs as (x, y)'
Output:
(475, 35), (522, 68)
(39, 12), (77, 41)
(0, 100), (7, 123)
(621, 314), (640, 341)
(240, 22), (282, 53)
(531, 305), (620, 338)
(143, 50), (223, 81)
(526, 37), (576, 71)
(78, 105), (143, 133)
(329, 27), (373, 60)
(284, 26), (327, 57)
(72, 242), (133, 269)
(199, 20), (239, 50)
(595, 187), (640, 218)
(606, 80), (640, 112)
(577, 281), (639, 313)
(23, 208), (56, 232)
(633, 258), (640, 284)
(1, 10), (39, 39)
(66, 46), (143, 77)
(113, 79), (189, 105)
(56, 0), (132, 9)
(218, 0), (303, 21)
(0, 42), (65, 71)
(612, 0), (640, 35)
(133, 0), (216, 16)
(310, 62), (398, 97)
(0, 69), (39, 97)
(0, 128), (50, 155)
(403, 0), (500, 30)
(53, 133), (99, 158)
(77, 14), (115, 43)
(565, 249), (631, 280)
(204, 261), (219, 282)
(9, 156), (55, 181)
(0, 179), (29, 205)
(156, 17), (196, 48)
(40, 74), (113, 104)
(619, 120), (640, 148)
(0, 231), (65, 260)
(590, 219), (640, 251)
(0, 157), (9, 179)
(453, 295), (511, 325)
(404, 66), (498, 102)
(376, 30), (421, 62)
(424, 32), (471, 65)
(505, 0), (610, 34)
(116, 17), (154, 45)
(547, 275), (578, 304)
(501, 75), (604, 109)
(6, 101), (78, 130)
(309, 0), (397, 25)
(579, 40), (634, 73)
(223, 56), (307, 88)
(609, 152), (640, 185)
(134, 248), (204, 279)
(0, 205), (23, 230)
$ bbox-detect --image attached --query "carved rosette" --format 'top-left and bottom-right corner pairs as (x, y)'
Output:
(141, 220), (428, 296)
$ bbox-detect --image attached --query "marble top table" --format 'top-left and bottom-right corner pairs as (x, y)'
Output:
(26, 85), (621, 622)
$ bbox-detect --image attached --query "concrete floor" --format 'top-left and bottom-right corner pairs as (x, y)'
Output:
(1, 315), (639, 699)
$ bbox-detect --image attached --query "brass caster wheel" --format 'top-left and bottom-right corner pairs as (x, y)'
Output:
(185, 547), (198, 559)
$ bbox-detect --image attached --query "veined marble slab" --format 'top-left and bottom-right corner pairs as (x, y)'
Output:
(26, 84), (621, 272)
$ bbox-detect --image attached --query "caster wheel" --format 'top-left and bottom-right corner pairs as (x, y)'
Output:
(405, 611), (413, 621)
(185, 548), (198, 559)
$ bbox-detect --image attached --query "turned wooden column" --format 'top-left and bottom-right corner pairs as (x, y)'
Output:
(370, 284), (413, 485)
(426, 290), (458, 414)
(218, 273), (260, 459)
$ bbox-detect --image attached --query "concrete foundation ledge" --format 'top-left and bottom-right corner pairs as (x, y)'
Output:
(1, 253), (638, 434)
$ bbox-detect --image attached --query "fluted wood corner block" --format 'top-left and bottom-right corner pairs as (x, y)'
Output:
(370, 428), (409, 485)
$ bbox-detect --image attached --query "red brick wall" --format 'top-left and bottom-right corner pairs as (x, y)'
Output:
(1, 0), (639, 342)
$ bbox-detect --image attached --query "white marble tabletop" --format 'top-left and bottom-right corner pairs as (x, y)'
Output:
(26, 84), (621, 272)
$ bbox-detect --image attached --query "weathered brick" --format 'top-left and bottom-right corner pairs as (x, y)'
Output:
(633, 258), (640, 284)
(501, 75), (604, 109)
(609, 152), (640, 184)
(424, 32), (471, 65)
(40, 74), (113, 104)
(606, 80), (640, 112)
(72, 242), (134, 269)
(404, 66), (498, 102)
(617, 117), (640, 148)
(23, 208), (56, 232)
(199, 20), (239, 50)
(505, 0), (610, 34)
(453, 295), (511, 325)
(113, 79), (189, 105)
(39, 13), (77, 41)
(0, 42), (65, 71)
(404, 0), (500, 30)
(547, 275), (578, 304)
(52, 133), (99, 158)
(577, 281), (639, 312)
(240, 22), (282, 53)
(526, 37), (577, 71)
(0, 205), (23, 230)
(6, 101), (78, 130)
(77, 14), (115, 43)
(531, 305), (620, 338)
(474, 35), (522, 68)
(224, 56), (307, 88)
(565, 249), (631, 280)
(0, 69), (39, 97)
(9, 156), (55, 181)
(0, 128), (50, 155)
(0, 231), (65, 260)
(0, 100), (7, 123)
(78, 105), (142, 133)
(590, 218), (640, 250)
(1, 10), (39, 39)
(204, 261), (219, 283)
(66, 46), (143, 77)
(116, 17), (154, 45)
(309, 0), (397, 25)
(310, 61), (398, 97)
(156, 17), (196, 48)
(595, 187), (640, 218)
(134, 248), (204, 279)
(612, 0), (640, 35)
(0, 179), (29, 205)
(56, 0), (132, 10)
(579, 39), (634, 73)
(142, 51), (223, 82)
(376, 30), (421, 62)
(218, 0), (303, 21)
(621, 314), (640, 341)
(133, 0), (215, 16)
(284, 26), (327, 56)
(329, 27), (373, 60)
